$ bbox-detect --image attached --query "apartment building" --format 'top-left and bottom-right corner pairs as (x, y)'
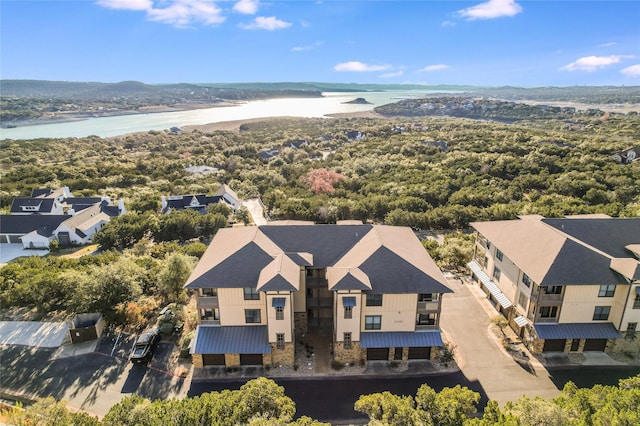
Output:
(185, 223), (451, 368)
(469, 215), (640, 354)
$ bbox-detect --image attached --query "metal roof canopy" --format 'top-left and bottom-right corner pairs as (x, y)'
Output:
(360, 330), (443, 348)
(468, 261), (513, 309)
(271, 297), (286, 308)
(534, 322), (622, 340)
(342, 296), (357, 307)
(514, 316), (528, 327)
(191, 325), (272, 354)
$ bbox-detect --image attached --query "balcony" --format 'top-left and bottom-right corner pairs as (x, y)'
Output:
(200, 318), (220, 325)
(417, 301), (439, 312)
(416, 323), (438, 330)
(198, 296), (219, 307)
(539, 293), (563, 304)
(535, 317), (558, 323)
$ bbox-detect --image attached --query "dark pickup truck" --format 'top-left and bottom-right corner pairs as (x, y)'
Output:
(129, 328), (160, 364)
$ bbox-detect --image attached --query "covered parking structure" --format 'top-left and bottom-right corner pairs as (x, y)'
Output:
(360, 330), (443, 362)
(534, 322), (622, 353)
(190, 325), (271, 367)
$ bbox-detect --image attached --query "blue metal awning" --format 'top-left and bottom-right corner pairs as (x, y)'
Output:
(636, 286), (640, 296)
(191, 326), (272, 354)
(272, 297), (286, 308)
(360, 330), (443, 348)
(468, 261), (513, 309)
(342, 296), (356, 307)
(534, 322), (622, 340)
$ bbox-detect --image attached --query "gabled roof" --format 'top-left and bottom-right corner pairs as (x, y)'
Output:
(213, 184), (239, 204)
(10, 198), (55, 213)
(185, 224), (451, 295)
(0, 214), (70, 236)
(471, 217), (640, 286)
(162, 194), (222, 214)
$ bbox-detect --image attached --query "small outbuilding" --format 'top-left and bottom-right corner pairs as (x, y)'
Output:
(68, 313), (105, 344)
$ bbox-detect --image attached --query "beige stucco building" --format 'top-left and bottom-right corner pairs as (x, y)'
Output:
(469, 215), (640, 354)
(185, 222), (451, 368)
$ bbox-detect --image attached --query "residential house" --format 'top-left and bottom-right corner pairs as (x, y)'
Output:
(612, 147), (639, 164)
(469, 215), (640, 354)
(258, 148), (280, 161)
(161, 184), (240, 214)
(1, 187), (126, 249)
(344, 130), (366, 142)
(185, 223), (452, 368)
(282, 139), (309, 149)
(184, 165), (219, 175)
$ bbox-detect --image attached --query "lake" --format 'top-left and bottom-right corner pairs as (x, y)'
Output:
(0, 90), (437, 140)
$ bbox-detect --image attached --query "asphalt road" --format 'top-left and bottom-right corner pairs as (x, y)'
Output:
(187, 366), (640, 424)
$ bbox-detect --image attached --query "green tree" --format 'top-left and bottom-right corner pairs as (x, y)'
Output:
(157, 252), (196, 303)
(354, 391), (417, 425)
(6, 397), (99, 426)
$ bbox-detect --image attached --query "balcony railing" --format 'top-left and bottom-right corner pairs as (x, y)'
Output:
(535, 317), (558, 323)
(200, 318), (220, 325)
(198, 296), (219, 307)
(416, 323), (438, 330)
(417, 301), (439, 312)
(539, 293), (563, 303)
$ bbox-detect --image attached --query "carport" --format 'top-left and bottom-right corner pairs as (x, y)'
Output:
(0, 321), (70, 347)
(535, 322), (621, 353)
(191, 325), (271, 367)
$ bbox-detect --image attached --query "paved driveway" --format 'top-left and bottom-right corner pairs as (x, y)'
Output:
(0, 243), (48, 264)
(440, 277), (561, 405)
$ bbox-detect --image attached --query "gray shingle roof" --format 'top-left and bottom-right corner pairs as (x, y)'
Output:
(534, 322), (622, 340)
(360, 330), (443, 348)
(0, 215), (70, 236)
(191, 325), (271, 354)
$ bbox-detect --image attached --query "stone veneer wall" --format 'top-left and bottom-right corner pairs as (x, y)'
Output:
(192, 354), (203, 368)
(225, 353), (240, 367)
(609, 335), (640, 353)
(270, 342), (295, 366)
(294, 312), (308, 336)
(430, 346), (441, 361)
(333, 342), (362, 364)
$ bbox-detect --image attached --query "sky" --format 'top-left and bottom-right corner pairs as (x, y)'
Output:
(1, 0), (639, 86)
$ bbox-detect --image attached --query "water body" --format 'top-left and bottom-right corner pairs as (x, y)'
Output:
(0, 91), (434, 140)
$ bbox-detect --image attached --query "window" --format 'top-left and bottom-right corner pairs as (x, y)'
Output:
(598, 284), (616, 298)
(200, 308), (219, 320)
(543, 286), (563, 295)
(635, 290), (640, 309)
(243, 287), (260, 300)
(418, 293), (437, 302)
(493, 267), (501, 281)
(344, 306), (352, 319)
(245, 309), (261, 323)
(201, 288), (217, 297)
(521, 273), (531, 288)
(275, 306), (284, 320)
(416, 313), (437, 325)
(306, 268), (313, 277)
(518, 292), (528, 309)
(496, 249), (504, 261)
(539, 306), (558, 318)
(276, 333), (285, 350)
(344, 332), (352, 350)
(626, 322), (637, 340)
(483, 256), (489, 268)
(366, 294), (383, 307)
(593, 306), (611, 321)
(365, 315), (381, 330)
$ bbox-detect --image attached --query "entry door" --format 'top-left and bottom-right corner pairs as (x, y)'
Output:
(570, 339), (580, 351)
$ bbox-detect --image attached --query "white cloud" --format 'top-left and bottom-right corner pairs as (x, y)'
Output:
(379, 70), (404, 78)
(457, 0), (522, 20)
(291, 41), (322, 52)
(560, 55), (623, 72)
(599, 42), (617, 47)
(233, 0), (258, 15)
(334, 61), (392, 72)
(441, 20), (456, 27)
(621, 64), (640, 77)
(240, 16), (292, 30)
(96, 0), (225, 27)
(96, 0), (152, 10)
(421, 64), (449, 72)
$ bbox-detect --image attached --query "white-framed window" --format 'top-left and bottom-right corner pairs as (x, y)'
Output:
(344, 306), (352, 319)
(493, 267), (501, 281)
(201, 288), (217, 297)
(539, 306), (558, 318)
(521, 273), (531, 287)
(344, 332), (352, 350)
(276, 333), (285, 350)
(200, 308), (219, 321)
(496, 249), (504, 261)
(275, 306), (284, 320)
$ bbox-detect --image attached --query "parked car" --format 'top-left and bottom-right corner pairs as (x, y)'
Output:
(129, 328), (160, 364)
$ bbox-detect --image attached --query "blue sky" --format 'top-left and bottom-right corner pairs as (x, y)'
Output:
(1, 0), (639, 86)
